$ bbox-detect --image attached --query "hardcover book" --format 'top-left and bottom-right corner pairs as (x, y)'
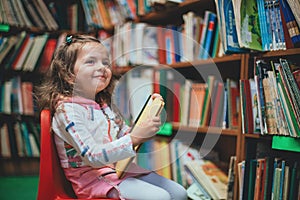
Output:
(115, 95), (165, 178)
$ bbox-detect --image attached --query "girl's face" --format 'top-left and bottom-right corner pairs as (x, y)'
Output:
(73, 42), (112, 99)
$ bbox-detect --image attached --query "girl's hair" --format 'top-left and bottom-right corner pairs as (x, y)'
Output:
(35, 34), (119, 115)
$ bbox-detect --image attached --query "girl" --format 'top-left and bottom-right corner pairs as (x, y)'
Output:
(36, 34), (187, 200)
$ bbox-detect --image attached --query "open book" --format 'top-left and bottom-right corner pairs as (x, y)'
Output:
(115, 95), (165, 178)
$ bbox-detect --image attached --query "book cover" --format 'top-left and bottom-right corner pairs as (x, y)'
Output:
(292, 69), (300, 89)
(38, 38), (57, 73)
(279, 59), (300, 122)
(185, 160), (228, 199)
(237, 0), (263, 51)
(201, 12), (217, 60)
(198, 10), (213, 59)
(227, 156), (236, 200)
(181, 79), (192, 126)
(115, 96), (165, 178)
(227, 79), (239, 129)
(210, 81), (225, 127)
(0, 123), (12, 158)
(156, 26), (167, 64)
(188, 83), (206, 127)
(200, 76), (215, 127)
(279, 0), (300, 47)
(172, 81), (181, 123)
(12, 34), (35, 71)
(23, 34), (49, 71)
(3, 31), (27, 69)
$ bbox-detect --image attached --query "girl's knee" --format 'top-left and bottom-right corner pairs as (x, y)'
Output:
(170, 182), (188, 200)
(153, 189), (171, 200)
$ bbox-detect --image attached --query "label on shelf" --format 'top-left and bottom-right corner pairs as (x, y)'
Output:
(272, 136), (300, 152)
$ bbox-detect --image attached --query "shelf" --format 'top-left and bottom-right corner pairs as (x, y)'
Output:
(139, 0), (215, 25)
(112, 54), (244, 74)
(172, 122), (239, 136)
(251, 48), (300, 58)
(272, 136), (300, 152)
(169, 54), (243, 68)
(0, 157), (40, 176)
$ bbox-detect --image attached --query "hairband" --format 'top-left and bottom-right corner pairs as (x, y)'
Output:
(66, 35), (73, 45)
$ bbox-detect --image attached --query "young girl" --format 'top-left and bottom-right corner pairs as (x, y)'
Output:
(36, 34), (187, 200)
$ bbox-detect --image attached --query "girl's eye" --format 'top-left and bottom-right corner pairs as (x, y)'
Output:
(102, 60), (110, 67)
(86, 60), (95, 65)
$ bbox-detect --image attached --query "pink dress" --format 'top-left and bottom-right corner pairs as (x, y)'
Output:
(52, 97), (150, 198)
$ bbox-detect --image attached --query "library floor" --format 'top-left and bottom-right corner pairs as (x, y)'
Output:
(0, 176), (38, 199)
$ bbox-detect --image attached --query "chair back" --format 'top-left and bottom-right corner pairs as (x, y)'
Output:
(37, 109), (76, 200)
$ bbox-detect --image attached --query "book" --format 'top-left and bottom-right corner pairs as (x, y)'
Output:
(235, 0), (263, 51)
(210, 81), (225, 127)
(115, 95), (165, 178)
(185, 160), (228, 199)
(186, 182), (211, 200)
(227, 156), (236, 200)
(279, 0), (300, 47)
(0, 123), (11, 157)
(188, 83), (206, 127)
(38, 38), (57, 73)
(201, 12), (217, 59)
(201, 76), (216, 126)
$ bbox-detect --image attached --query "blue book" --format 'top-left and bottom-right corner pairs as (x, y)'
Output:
(222, 0), (249, 53)
(201, 12), (217, 59)
(279, 0), (300, 46)
(257, 0), (269, 50)
(20, 122), (32, 156)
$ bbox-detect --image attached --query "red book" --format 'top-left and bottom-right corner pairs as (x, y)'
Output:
(157, 26), (166, 64)
(21, 82), (34, 116)
(173, 82), (181, 123)
(210, 82), (224, 127)
(243, 79), (254, 133)
(38, 38), (57, 73)
(293, 69), (300, 89)
(11, 35), (30, 70)
(230, 83), (240, 128)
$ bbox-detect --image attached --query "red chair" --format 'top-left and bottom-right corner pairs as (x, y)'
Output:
(37, 110), (115, 200)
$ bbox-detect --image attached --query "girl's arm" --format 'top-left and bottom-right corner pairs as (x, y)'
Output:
(52, 103), (136, 168)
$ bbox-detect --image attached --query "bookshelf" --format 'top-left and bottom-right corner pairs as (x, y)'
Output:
(1, 0), (299, 199)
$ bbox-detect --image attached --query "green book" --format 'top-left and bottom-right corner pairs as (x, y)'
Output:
(248, 159), (257, 200)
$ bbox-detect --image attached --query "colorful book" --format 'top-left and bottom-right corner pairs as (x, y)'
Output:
(185, 160), (228, 200)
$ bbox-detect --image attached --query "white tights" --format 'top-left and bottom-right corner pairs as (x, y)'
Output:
(107, 172), (187, 200)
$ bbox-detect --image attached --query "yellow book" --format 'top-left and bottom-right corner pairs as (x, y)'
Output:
(115, 95), (165, 178)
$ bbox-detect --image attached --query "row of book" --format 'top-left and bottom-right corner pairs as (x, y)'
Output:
(240, 58), (300, 137)
(111, 11), (222, 67)
(0, 120), (40, 158)
(215, 0), (300, 53)
(80, 0), (176, 29)
(238, 157), (300, 200)
(0, 76), (35, 115)
(0, 31), (58, 73)
(136, 138), (230, 200)
(0, 0), (58, 30)
(114, 67), (240, 129)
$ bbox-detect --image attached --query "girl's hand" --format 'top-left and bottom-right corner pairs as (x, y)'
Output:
(130, 93), (164, 147)
(130, 116), (161, 147)
(152, 93), (163, 102)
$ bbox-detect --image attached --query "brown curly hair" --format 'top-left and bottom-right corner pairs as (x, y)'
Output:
(35, 34), (119, 116)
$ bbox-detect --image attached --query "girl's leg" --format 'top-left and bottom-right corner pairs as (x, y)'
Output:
(137, 172), (187, 200)
(107, 177), (171, 200)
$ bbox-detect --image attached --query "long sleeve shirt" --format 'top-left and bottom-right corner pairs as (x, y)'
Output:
(51, 96), (149, 198)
